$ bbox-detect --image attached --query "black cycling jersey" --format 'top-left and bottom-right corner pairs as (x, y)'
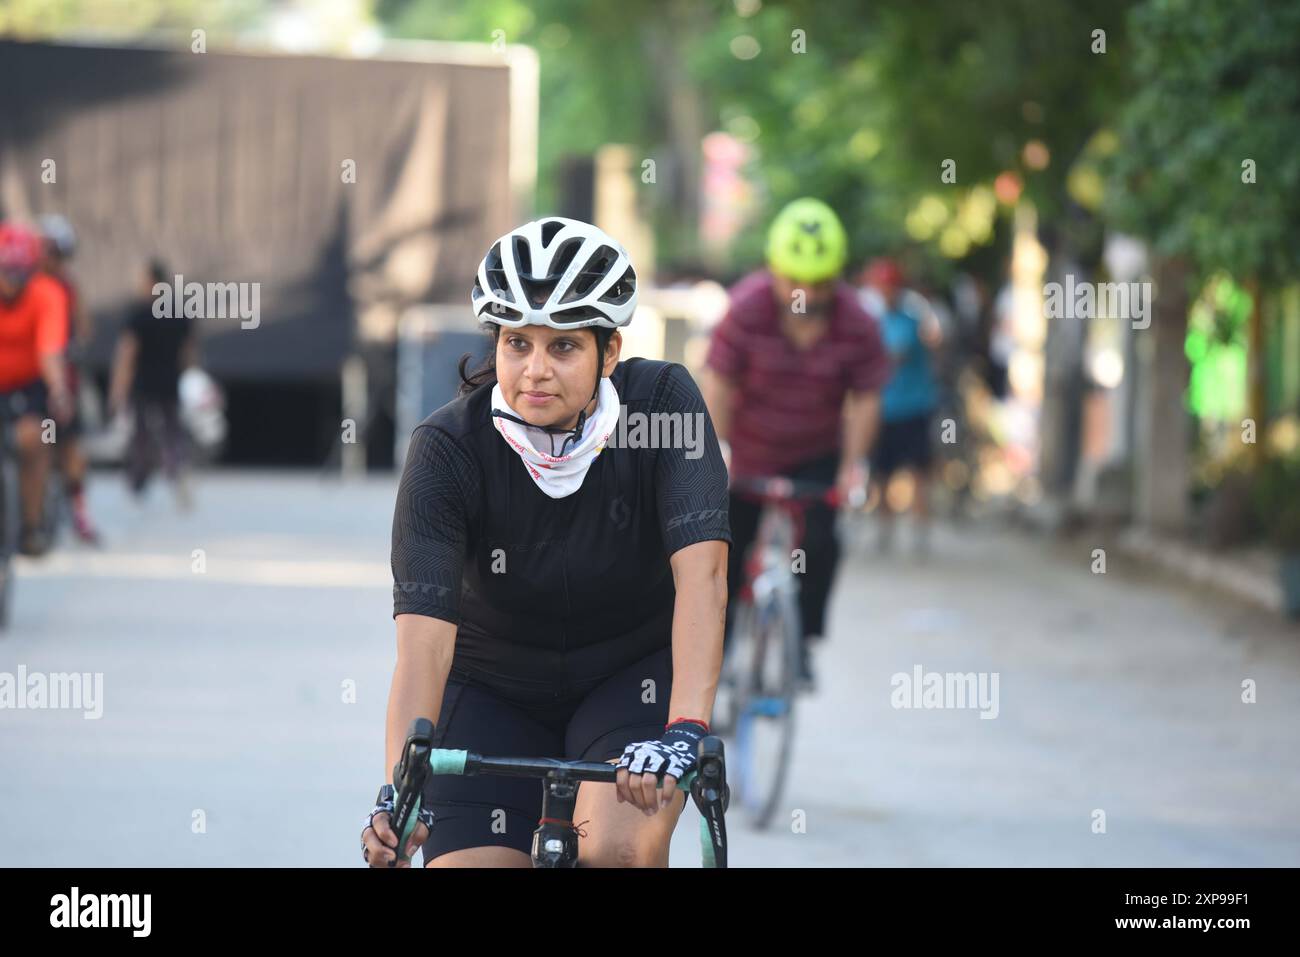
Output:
(391, 358), (731, 710)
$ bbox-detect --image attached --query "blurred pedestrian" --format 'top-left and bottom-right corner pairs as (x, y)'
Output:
(38, 215), (101, 544)
(862, 257), (942, 557)
(987, 270), (1016, 401)
(107, 259), (196, 508)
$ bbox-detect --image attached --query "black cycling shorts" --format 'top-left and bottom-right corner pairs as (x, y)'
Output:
(419, 644), (673, 864)
(0, 377), (48, 420)
(871, 412), (934, 476)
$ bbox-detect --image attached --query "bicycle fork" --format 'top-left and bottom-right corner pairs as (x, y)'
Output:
(532, 772), (581, 868)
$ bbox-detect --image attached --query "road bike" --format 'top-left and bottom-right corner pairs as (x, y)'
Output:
(388, 718), (730, 868)
(716, 476), (841, 830)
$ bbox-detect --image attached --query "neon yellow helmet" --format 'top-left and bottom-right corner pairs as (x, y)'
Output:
(765, 198), (848, 283)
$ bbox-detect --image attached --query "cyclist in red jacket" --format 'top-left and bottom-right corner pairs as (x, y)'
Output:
(0, 222), (73, 556)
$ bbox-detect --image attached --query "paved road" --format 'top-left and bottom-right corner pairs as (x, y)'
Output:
(2, 471), (1297, 866)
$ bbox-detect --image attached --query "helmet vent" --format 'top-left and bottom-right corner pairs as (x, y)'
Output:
(490, 303), (524, 322)
(560, 245), (619, 302)
(549, 238), (583, 279)
(540, 219), (566, 247)
(600, 265), (637, 305)
(512, 236), (534, 277)
(550, 305), (604, 325)
(484, 242), (514, 302)
(520, 277), (558, 307)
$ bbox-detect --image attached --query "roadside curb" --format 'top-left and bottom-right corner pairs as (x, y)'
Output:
(1115, 526), (1283, 614)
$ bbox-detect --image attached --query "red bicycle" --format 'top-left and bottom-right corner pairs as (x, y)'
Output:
(717, 476), (843, 829)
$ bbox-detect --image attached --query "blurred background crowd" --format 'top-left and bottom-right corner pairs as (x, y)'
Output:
(1, 0), (1296, 613)
(2, 0), (1299, 870)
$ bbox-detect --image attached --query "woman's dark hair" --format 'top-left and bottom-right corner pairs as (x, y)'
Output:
(457, 324), (501, 396)
(457, 324), (615, 397)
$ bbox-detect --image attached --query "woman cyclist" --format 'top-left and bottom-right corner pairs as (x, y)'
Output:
(362, 218), (731, 868)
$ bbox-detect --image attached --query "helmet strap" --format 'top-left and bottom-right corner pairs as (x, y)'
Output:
(556, 378), (601, 457)
(489, 384), (599, 458)
(487, 326), (608, 457)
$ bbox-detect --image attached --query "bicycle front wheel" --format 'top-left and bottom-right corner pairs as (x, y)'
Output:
(732, 586), (799, 830)
(0, 449), (18, 630)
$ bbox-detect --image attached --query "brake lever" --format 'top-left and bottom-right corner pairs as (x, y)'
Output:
(390, 717), (435, 864)
(690, 735), (729, 868)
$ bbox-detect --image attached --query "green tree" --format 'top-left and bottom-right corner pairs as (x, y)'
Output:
(0, 0), (264, 40)
(1108, 0), (1300, 460)
(1107, 0), (1300, 286)
(377, 0), (1136, 277)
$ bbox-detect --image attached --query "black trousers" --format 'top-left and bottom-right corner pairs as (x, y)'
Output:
(725, 453), (841, 645)
(127, 397), (187, 492)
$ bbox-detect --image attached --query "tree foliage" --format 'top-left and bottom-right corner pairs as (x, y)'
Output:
(1106, 0), (1300, 286)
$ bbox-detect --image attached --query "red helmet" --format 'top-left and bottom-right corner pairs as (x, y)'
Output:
(0, 222), (44, 278)
(864, 257), (904, 290)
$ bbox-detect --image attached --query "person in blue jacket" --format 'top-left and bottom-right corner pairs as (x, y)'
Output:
(863, 258), (943, 557)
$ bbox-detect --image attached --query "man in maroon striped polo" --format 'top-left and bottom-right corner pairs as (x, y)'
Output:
(702, 198), (888, 687)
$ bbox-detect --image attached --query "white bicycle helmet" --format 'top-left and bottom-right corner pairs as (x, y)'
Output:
(471, 217), (637, 329)
(38, 214), (77, 258)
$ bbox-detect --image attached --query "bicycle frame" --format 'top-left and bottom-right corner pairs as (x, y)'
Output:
(747, 508), (799, 606)
(734, 477), (839, 612)
(723, 478), (839, 827)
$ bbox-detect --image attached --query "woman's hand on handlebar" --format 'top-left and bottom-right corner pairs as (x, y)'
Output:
(362, 810), (428, 868)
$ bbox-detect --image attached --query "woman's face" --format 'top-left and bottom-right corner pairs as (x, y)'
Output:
(495, 325), (621, 430)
